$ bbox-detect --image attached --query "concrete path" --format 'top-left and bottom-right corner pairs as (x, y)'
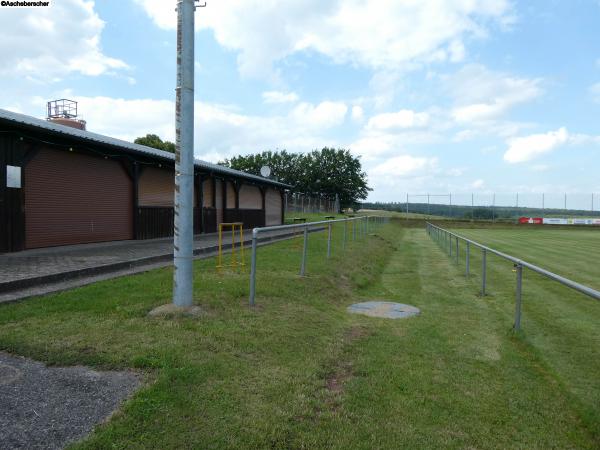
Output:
(0, 352), (140, 449)
(0, 227), (311, 303)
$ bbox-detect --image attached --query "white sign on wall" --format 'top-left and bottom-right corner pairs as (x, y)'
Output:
(6, 165), (21, 188)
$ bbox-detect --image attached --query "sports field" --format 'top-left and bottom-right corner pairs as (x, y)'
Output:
(0, 220), (598, 448)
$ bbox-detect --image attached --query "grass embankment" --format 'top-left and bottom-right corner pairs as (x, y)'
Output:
(0, 222), (598, 448)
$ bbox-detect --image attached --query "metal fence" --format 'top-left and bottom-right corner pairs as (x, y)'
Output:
(284, 192), (338, 214)
(364, 193), (600, 220)
(426, 222), (600, 330)
(248, 215), (389, 306)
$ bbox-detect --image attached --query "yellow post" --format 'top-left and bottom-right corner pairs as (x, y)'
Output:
(216, 222), (245, 272)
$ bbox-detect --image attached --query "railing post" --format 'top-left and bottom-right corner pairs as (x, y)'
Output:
(514, 264), (523, 330)
(466, 241), (470, 276)
(249, 229), (258, 306)
(327, 222), (332, 258)
(300, 226), (308, 276)
(481, 249), (487, 296)
(449, 233), (453, 257)
(455, 237), (459, 265)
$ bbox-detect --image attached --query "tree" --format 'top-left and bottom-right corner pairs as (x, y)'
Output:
(134, 134), (176, 153)
(221, 148), (371, 208)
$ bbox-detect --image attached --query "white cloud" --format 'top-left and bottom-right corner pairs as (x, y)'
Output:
(262, 91), (299, 104)
(133, 0), (512, 77)
(351, 105), (365, 122)
(471, 179), (485, 189)
(40, 96), (348, 161)
(371, 155), (438, 177)
(72, 96), (175, 142)
(290, 101), (348, 129)
(0, 0), (127, 81)
(367, 110), (430, 131)
(503, 127), (569, 163)
(448, 64), (543, 123)
(590, 82), (600, 103)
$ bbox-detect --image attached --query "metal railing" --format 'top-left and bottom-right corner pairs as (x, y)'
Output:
(249, 216), (389, 306)
(426, 222), (600, 330)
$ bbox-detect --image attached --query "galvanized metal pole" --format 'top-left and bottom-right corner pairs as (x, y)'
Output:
(327, 222), (332, 258)
(249, 229), (258, 306)
(455, 237), (459, 264)
(300, 226), (308, 276)
(173, 0), (196, 307)
(542, 193), (545, 218)
(352, 220), (356, 240)
(481, 249), (487, 296)
(471, 193), (474, 221)
(342, 218), (347, 250)
(514, 264), (523, 330)
(466, 241), (470, 276)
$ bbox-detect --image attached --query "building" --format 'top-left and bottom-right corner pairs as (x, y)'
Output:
(0, 108), (289, 253)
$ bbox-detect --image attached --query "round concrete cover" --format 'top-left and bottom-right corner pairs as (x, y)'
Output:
(347, 301), (420, 319)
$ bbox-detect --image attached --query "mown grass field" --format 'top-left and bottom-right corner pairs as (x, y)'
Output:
(0, 220), (598, 448)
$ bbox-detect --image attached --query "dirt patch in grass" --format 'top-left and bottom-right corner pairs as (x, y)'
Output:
(324, 326), (370, 397)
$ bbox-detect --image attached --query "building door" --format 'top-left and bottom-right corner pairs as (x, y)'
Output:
(24, 147), (133, 249)
(265, 188), (282, 226)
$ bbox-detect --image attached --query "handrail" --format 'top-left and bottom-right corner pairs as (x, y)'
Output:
(426, 222), (600, 302)
(249, 215), (388, 306)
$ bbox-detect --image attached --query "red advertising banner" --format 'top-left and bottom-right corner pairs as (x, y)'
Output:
(518, 217), (543, 224)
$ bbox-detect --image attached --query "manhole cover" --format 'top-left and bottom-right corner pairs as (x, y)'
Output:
(0, 362), (22, 385)
(347, 301), (420, 319)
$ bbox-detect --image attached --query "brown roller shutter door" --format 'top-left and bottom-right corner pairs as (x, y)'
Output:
(226, 181), (236, 209)
(24, 147), (133, 249)
(202, 178), (213, 207)
(239, 184), (262, 209)
(215, 179), (223, 224)
(265, 188), (282, 226)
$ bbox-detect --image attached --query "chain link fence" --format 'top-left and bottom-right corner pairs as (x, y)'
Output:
(284, 192), (338, 214)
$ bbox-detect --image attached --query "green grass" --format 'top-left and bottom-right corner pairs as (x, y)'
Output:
(0, 222), (598, 448)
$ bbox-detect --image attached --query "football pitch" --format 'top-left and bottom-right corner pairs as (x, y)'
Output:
(443, 224), (600, 440)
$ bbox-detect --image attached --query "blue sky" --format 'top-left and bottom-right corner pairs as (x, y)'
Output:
(1, 0), (599, 208)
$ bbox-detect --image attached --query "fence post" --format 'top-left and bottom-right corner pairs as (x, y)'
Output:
(514, 264), (523, 330)
(352, 220), (356, 240)
(481, 249), (487, 296)
(449, 233), (453, 257)
(466, 241), (470, 276)
(343, 218), (347, 250)
(327, 222), (332, 258)
(300, 227), (308, 276)
(455, 237), (459, 264)
(249, 229), (258, 306)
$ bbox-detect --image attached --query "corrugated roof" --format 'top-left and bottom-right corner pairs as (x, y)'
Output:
(0, 108), (290, 188)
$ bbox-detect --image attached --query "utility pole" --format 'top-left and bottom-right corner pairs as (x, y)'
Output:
(173, 0), (202, 307)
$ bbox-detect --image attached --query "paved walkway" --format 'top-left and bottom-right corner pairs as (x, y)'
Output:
(0, 228), (309, 303)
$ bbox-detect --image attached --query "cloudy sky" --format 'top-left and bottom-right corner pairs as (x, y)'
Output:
(1, 0), (599, 207)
